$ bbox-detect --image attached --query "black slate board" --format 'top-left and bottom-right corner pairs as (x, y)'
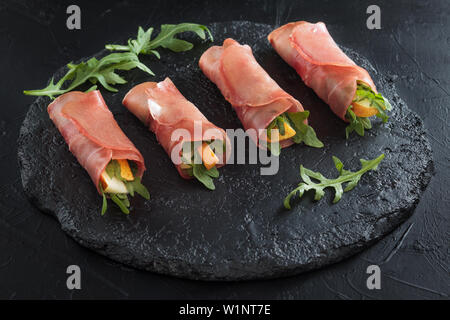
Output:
(17, 21), (433, 280)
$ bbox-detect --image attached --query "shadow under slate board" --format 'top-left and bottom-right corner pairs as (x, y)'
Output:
(17, 21), (433, 280)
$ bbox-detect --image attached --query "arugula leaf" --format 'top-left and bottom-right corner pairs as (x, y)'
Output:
(116, 193), (130, 207)
(345, 107), (372, 139)
(106, 23), (213, 57)
(266, 141), (281, 156)
(345, 82), (392, 138)
(179, 140), (220, 190)
(125, 176), (150, 200)
(99, 160), (150, 215)
(111, 194), (130, 214)
(105, 160), (118, 179)
(264, 112), (323, 155)
(25, 23), (212, 99)
(205, 166), (219, 178)
(105, 27), (154, 55)
(284, 154), (385, 210)
(286, 111), (324, 148)
(192, 163), (217, 190)
(99, 183), (108, 216)
(24, 52), (153, 99)
(277, 117), (285, 135)
(148, 23), (213, 53)
(101, 192), (107, 216)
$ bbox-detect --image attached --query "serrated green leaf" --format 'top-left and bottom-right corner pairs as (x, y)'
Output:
(333, 156), (344, 173)
(345, 107), (370, 138)
(24, 52), (152, 99)
(344, 177), (360, 192)
(147, 23), (213, 53)
(284, 154), (385, 210)
(25, 23), (212, 99)
(264, 111), (323, 154)
(106, 23), (213, 56)
(286, 111), (324, 148)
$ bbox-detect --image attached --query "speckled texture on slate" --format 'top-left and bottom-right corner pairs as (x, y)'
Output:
(18, 21), (433, 281)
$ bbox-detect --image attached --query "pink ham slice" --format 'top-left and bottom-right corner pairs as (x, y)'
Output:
(268, 21), (377, 121)
(199, 38), (305, 148)
(122, 78), (230, 179)
(48, 90), (145, 193)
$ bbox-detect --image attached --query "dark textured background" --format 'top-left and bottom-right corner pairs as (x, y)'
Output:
(0, 0), (448, 299)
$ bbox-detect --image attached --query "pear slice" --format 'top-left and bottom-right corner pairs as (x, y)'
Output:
(100, 171), (128, 194)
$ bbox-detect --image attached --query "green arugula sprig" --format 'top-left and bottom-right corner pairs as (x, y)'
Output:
(345, 82), (392, 139)
(105, 23), (213, 56)
(284, 154), (385, 210)
(24, 23), (213, 99)
(192, 163), (219, 190)
(181, 141), (221, 190)
(345, 107), (372, 138)
(23, 53), (153, 99)
(100, 160), (150, 215)
(264, 111), (323, 155)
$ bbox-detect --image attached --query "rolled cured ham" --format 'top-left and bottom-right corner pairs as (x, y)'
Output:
(48, 90), (149, 214)
(268, 21), (392, 138)
(123, 77), (230, 190)
(199, 38), (322, 154)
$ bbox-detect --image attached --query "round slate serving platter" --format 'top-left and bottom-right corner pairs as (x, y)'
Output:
(18, 21), (433, 281)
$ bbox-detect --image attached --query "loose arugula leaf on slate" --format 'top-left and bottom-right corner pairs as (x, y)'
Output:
(25, 23), (212, 99)
(284, 154), (385, 210)
(24, 52), (153, 99)
(106, 23), (213, 57)
(148, 23), (213, 53)
(105, 26), (154, 55)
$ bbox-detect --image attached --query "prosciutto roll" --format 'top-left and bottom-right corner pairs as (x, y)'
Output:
(123, 78), (230, 190)
(268, 21), (391, 137)
(199, 38), (322, 152)
(48, 90), (149, 214)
